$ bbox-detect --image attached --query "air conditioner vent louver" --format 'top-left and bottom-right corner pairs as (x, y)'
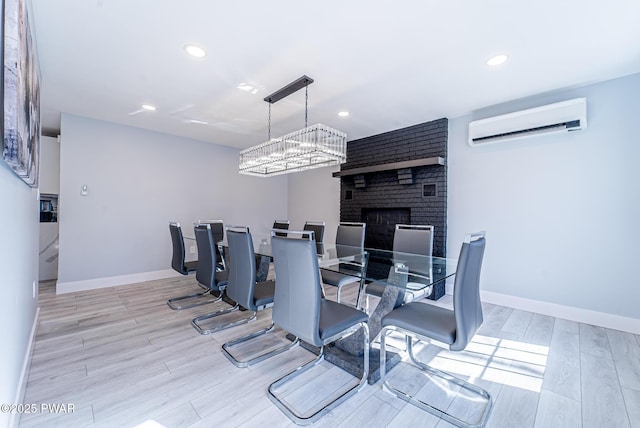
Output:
(468, 98), (587, 146)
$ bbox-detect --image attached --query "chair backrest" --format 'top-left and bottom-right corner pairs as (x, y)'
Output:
(225, 226), (257, 311)
(198, 219), (225, 258)
(273, 220), (290, 237)
(271, 231), (323, 347)
(198, 220), (224, 243)
(393, 224), (433, 256)
(335, 222), (365, 257)
(451, 231), (486, 352)
(303, 221), (325, 254)
(169, 222), (188, 274)
(194, 223), (218, 290)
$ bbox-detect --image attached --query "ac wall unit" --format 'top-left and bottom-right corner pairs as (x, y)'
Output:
(468, 97), (587, 146)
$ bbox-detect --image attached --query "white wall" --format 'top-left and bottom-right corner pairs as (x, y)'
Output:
(447, 72), (640, 323)
(38, 136), (59, 194)
(57, 114), (287, 290)
(287, 165), (341, 244)
(0, 163), (39, 428)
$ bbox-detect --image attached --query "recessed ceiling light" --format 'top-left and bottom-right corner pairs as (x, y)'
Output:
(338, 111), (350, 117)
(487, 54), (508, 66)
(237, 83), (258, 94)
(188, 119), (208, 125)
(184, 44), (206, 58)
(141, 104), (156, 111)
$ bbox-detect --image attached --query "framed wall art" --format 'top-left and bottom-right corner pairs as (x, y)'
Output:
(2, 0), (40, 187)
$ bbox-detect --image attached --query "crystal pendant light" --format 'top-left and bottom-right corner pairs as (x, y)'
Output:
(239, 76), (347, 177)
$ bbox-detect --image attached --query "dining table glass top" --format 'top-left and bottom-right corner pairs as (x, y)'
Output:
(240, 235), (457, 292)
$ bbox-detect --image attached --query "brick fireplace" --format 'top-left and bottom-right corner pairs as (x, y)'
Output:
(335, 118), (448, 299)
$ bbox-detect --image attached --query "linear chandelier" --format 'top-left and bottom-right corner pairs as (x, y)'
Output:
(239, 75), (347, 177)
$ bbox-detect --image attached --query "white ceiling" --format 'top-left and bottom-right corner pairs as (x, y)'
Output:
(30, 0), (640, 149)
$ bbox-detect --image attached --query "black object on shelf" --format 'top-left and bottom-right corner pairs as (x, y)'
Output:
(39, 195), (58, 223)
(40, 211), (54, 222)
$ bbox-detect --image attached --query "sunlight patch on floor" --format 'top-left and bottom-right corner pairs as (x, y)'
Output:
(131, 420), (167, 428)
(414, 334), (549, 393)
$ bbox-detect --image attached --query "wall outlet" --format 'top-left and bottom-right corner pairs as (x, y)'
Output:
(190, 245), (196, 254)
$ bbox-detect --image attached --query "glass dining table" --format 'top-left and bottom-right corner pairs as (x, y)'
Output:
(228, 234), (458, 383)
(249, 237), (456, 305)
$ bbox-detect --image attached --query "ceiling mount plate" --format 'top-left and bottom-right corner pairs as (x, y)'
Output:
(264, 75), (314, 104)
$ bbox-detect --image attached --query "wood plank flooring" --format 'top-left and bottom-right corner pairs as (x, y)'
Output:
(18, 276), (640, 427)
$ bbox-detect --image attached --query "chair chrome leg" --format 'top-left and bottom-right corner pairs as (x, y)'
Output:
(222, 323), (300, 368)
(268, 345), (327, 421)
(167, 289), (223, 310)
(216, 243), (227, 271)
(268, 322), (369, 425)
(191, 304), (257, 335)
(379, 327), (492, 428)
(355, 278), (367, 310)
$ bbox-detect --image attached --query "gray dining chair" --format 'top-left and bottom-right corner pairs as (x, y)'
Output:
(272, 220), (290, 237)
(364, 224), (434, 311)
(168, 222), (198, 276)
(191, 226), (275, 335)
(379, 231), (491, 428)
(268, 229), (369, 425)
(269, 220), (290, 262)
(221, 221), (299, 367)
(303, 221), (325, 254)
(167, 223), (229, 310)
(197, 219), (226, 271)
(321, 222), (367, 303)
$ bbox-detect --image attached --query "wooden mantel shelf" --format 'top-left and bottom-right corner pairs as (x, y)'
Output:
(332, 156), (445, 178)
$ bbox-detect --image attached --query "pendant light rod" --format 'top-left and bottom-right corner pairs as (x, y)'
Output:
(263, 75), (314, 104)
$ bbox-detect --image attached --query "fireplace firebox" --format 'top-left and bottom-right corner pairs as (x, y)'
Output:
(361, 208), (410, 250)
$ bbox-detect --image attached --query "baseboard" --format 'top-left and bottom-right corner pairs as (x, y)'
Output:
(479, 289), (640, 335)
(9, 307), (40, 428)
(443, 281), (640, 334)
(56, 269), (181, 294)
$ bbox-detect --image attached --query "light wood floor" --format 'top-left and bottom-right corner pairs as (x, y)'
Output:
(19, 276), (640, 428)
